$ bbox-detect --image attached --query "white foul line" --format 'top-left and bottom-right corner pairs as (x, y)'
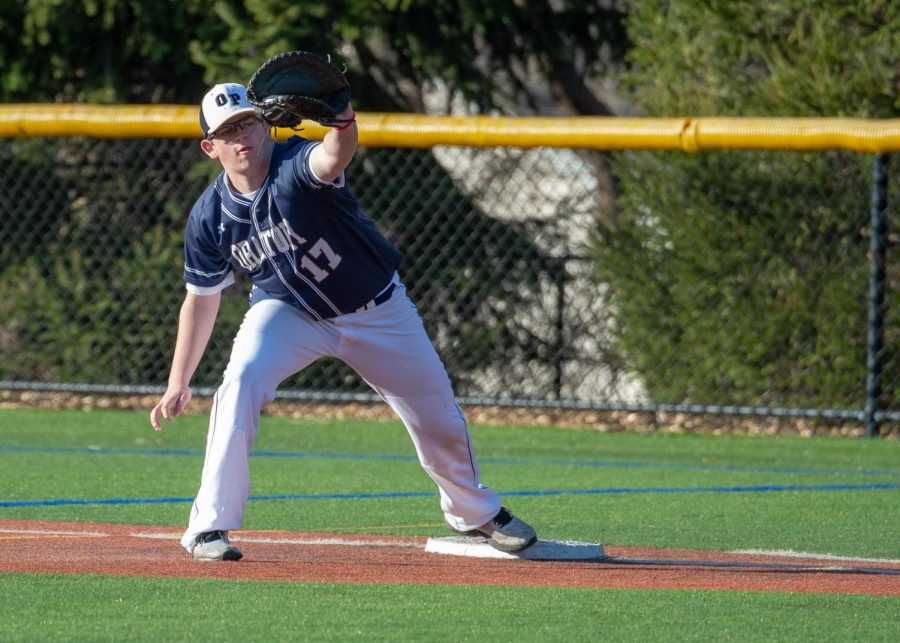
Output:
(0, 528), (107, 538)
(129, 532), (424, 548)
(731, 549), (900, 565)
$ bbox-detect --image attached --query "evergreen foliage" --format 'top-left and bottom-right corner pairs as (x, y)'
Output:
(593, 1), (898, 407)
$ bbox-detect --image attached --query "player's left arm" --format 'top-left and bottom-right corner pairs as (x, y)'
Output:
(309, 103), (357, 184)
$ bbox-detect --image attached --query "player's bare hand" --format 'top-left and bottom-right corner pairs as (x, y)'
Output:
(150, 385), (192, 431)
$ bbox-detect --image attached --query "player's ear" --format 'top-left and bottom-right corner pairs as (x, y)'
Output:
(200, 138), (218, 159)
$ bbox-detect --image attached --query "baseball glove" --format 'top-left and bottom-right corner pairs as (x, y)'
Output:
(246, 50), (352, 128)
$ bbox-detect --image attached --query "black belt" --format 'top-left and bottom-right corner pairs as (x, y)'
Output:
(373, 283), (396, 306)
(356, 283), (396, 312)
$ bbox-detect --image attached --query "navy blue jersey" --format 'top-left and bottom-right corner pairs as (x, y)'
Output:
(183, 137), (403, 320)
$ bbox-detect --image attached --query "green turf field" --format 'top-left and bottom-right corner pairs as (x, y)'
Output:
(1, 574), (897, 642)
(1, 407), (898, 641)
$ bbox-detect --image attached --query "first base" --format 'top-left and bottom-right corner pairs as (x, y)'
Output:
(425, 536), (606, 561)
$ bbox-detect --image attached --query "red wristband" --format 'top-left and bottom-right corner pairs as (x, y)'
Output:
(333, 111), (356, 131)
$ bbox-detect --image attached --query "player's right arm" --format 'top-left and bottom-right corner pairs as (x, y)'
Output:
(150, 291), (221, 431)
(309, 102), (357, 183)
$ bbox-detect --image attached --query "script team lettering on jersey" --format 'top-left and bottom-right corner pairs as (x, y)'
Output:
(230, 218), (342, 284)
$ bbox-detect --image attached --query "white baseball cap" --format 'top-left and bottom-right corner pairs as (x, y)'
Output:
(199, 83), (257, 138)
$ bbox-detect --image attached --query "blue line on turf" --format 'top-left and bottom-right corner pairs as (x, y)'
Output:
(2, 482), (897, 508)
(2, 445), (898, 478)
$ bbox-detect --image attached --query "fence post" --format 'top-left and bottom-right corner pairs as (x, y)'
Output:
(864, 154), (889, 437)
(552, 257), (567, 400)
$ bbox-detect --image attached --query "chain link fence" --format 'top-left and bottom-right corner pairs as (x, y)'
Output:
(0, 135), (896, 431)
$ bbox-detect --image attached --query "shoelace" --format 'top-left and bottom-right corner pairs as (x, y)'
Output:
(197, 530), (226, 544)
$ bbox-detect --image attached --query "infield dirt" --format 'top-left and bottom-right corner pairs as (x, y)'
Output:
(1, 519), (898, 595)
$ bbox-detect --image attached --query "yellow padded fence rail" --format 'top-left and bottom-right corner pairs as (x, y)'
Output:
(1, 104), (898, 152)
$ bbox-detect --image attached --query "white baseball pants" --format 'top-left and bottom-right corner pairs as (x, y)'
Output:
(181, 282), (500, 551)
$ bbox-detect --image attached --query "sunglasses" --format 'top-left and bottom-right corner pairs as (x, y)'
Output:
(208, 115), (263, 140)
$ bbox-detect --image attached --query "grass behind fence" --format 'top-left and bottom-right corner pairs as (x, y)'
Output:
(1, 407), (898, 641)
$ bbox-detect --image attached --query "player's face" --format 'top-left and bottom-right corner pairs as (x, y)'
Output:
(201, 114), (272, 175)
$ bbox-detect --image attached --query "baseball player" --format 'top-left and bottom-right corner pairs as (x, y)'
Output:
(149, 82), (537, 561)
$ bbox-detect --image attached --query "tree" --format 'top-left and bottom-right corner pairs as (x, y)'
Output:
(0, 0), (214, 102)
(593, 0), (898, 408)
(624, 0), (898, 117)
(2, 0), (629, 114)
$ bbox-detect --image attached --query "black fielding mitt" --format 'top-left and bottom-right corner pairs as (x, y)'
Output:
(246, 50), (352, 128)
